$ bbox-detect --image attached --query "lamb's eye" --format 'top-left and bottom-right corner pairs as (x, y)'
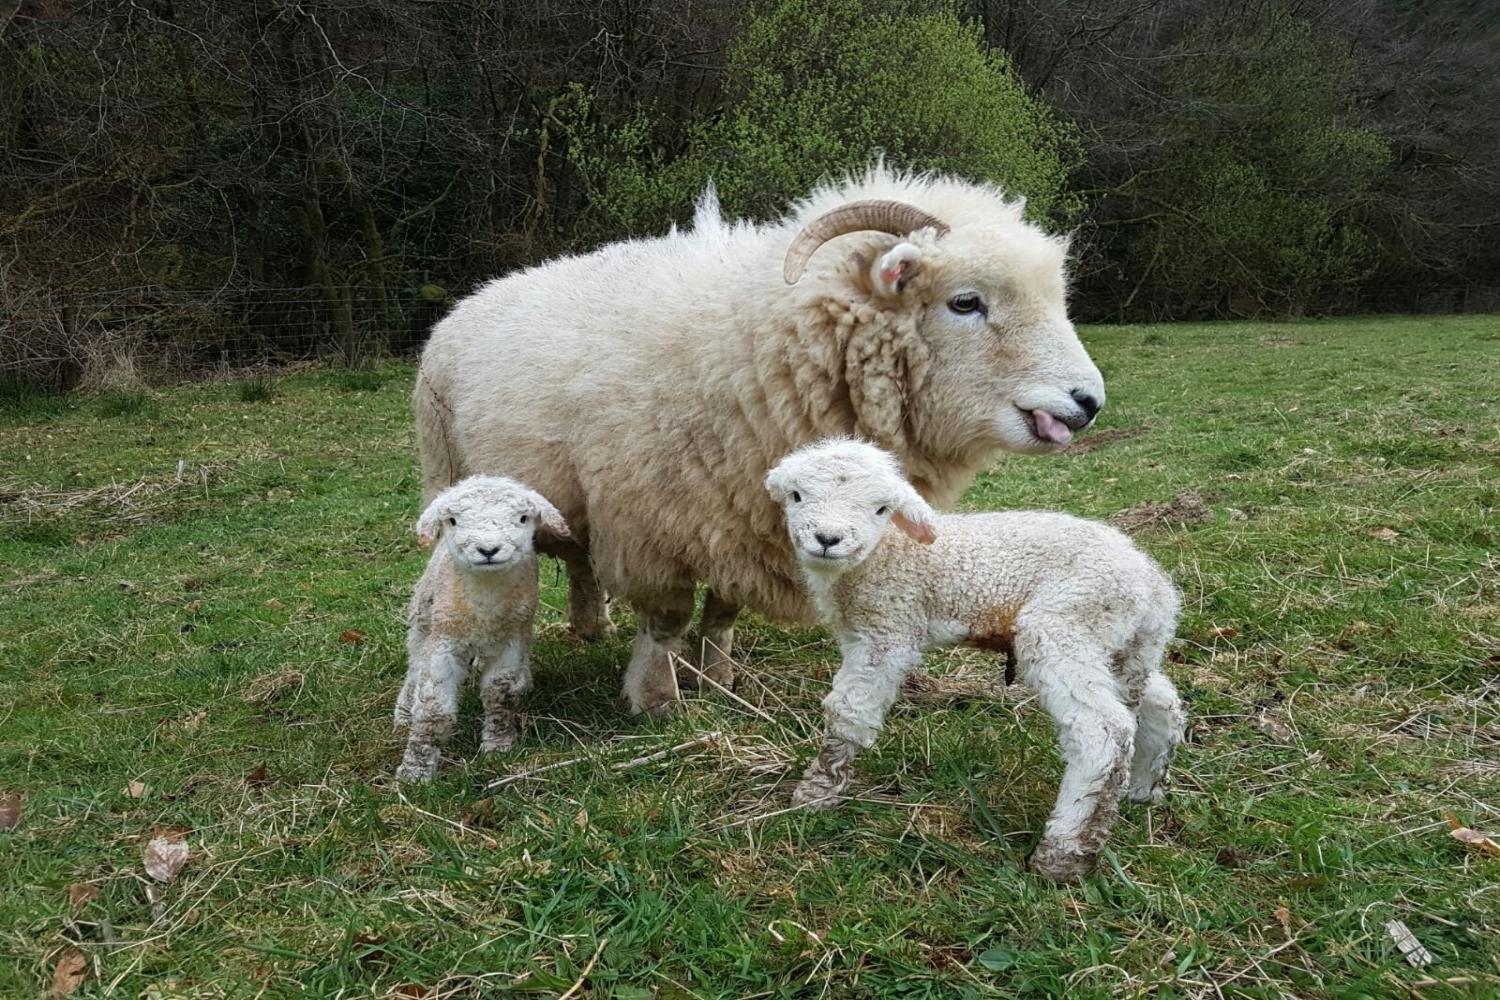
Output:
(518, 514), (529, 524)
(876, 505), (890, 516)
(790, 490), (802, 503)
(947, 292), (986, 316)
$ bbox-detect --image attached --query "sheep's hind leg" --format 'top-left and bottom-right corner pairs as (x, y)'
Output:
(622, 599), (690, 718)
(479, 637), (534, 754)
(561, 546), (615, 641)
(397, 644), (466, 783)
(1024, 640), (1136, 882)
(1127, 669), (1185, 803)
(681, 588), (741, 692)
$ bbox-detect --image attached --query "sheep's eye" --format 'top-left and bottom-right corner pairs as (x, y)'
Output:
(446, 516), (457, 526)
(876, 505), (890, 516)
(518, 514), (529, 524)
(947, 293), (986, 316)
(790, 490), (802, 503)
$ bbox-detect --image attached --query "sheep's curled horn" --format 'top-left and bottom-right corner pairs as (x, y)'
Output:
(783, 199), (951, 284)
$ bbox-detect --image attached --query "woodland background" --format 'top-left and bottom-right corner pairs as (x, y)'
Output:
(2, 0), (1497, 387)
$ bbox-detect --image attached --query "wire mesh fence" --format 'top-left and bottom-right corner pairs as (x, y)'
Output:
(0, 285), (453, 392)
(2, 280), (1493, 394)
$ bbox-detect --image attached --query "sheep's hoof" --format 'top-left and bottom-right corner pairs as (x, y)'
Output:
(1028, 841), (1097, 882)
(480, 732), (518, 754)
(677, 658), (736, 693)
(638, 700), (676, 720)
(570, 617), (618, 642)
(396, 761), (436, 783)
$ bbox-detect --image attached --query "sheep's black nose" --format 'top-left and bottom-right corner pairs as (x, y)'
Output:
(477, 545), (500, 558)
(814, 532), (841, 549)
(1070, 388), (1102, 423)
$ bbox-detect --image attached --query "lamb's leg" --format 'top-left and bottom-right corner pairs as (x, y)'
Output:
(397, 643), (467, 782)
(479, 636), (533, 754)
(682, 588), (741, 691)
(1127, 670), (1185, 803)
(561, 547), (615, 641)
(1025, 647), (1136, 882)
(793, 644), (922, 809)
(622, 598), (691, 717)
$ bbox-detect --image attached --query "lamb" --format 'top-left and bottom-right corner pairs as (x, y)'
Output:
(394, 476), (569, 782)
(415, 164), (1107, 718)
(765, 439), (1186, 881)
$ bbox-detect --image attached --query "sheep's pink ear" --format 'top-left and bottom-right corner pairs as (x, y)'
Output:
(530, 493), (570, 538)
(871, 242), (923, 297)
(891, 483), (937, 544)
(414, 503), (444, 549)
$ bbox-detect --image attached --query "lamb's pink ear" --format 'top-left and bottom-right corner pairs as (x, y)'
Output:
(414, 502), (445, 549)
(529, 492), (570, 538)
(871, 242), (923, 297)
(891, 482), (937, 544)
(764, 465), (793, 503)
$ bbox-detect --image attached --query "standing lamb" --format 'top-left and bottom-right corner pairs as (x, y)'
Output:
(395, 476), (569, 782)
(416, 165), (1106, 717)
(765, 439), (1185, 882)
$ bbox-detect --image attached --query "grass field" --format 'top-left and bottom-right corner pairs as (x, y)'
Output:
(2, 316), (1497, 999)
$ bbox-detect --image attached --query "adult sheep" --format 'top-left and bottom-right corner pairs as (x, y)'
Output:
(415, 165), (1105, 717)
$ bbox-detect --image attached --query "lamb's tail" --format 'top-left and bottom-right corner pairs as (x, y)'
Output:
(413, 366), (461, 504)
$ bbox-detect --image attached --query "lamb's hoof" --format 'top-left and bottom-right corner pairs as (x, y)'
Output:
(396, 761), (436, 783)
(1028, 841), (1097, 882)
(792, 776), (848, 811)
(1127, 780), (1168, 804)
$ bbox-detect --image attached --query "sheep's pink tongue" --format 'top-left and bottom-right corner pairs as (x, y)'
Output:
(1031, 409), (1073, 445)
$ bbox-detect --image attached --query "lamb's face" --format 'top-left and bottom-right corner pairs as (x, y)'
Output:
(765, 440), (938, 574)
(416, 476), (569, 572)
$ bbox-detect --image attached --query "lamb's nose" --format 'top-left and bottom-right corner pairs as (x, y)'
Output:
(814, 532), (841, 549)
(477, 546), (500, 558)
(1070, 388), (1102, 423)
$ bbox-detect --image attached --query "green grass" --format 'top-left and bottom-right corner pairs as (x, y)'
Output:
(2, 316), (1498, 998)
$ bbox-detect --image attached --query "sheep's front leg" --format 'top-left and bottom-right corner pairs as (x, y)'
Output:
(561, 546), (615, 641)
(397, 642), (467, 782)
(1026, 648), (1136, 881)
(622, 598), (690, 717)
(794, 642), (922, 810)
(682, 589), (741, 692)
(479, 635), (534, 754)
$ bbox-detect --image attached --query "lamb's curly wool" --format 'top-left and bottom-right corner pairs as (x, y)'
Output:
(395, 476), (568, 782)
(766, 439), (1185, 882)
(415, 164), (1106, 717)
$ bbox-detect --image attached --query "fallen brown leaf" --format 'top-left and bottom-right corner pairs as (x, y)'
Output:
(67, 884), (101, 911)
(246, 764), (269, 787)
(574, 809), (589, 830)
(339, 628), (368, 645)
(263, 598), (284, 609)
(123, 780), (149, 799)
(1370, 526), (1400, 542)
(0, 791), (22, 830)
(51, 948), (89, 997)
(1449, 825), (1500, 857)
(1211, 626), (1240, 639)
(144, 829), (190, 883)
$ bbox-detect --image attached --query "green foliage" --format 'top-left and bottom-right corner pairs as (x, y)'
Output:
(236, 374), (278, 403)
(1126, 10), (1389, 316)
(566, 0), (1077, 237)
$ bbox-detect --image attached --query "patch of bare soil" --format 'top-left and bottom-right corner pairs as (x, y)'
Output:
(1111, 489), (1216, 532)
(1065, 426), (1147, 455)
